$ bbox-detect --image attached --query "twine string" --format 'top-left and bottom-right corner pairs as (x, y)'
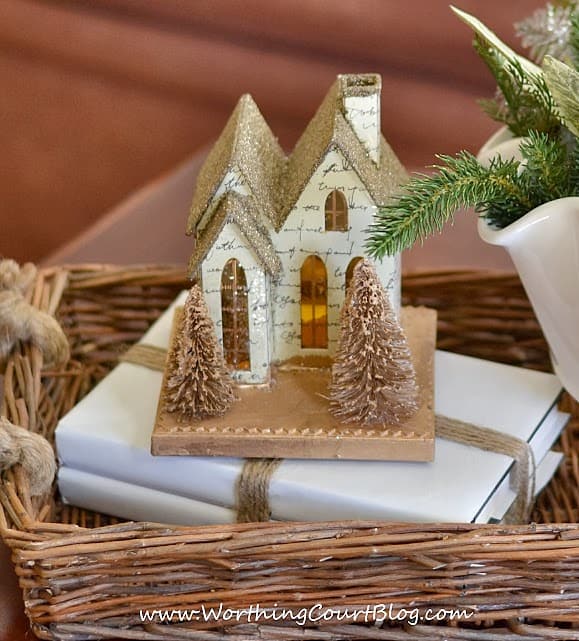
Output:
(117, 344), (539, 524)
(0, 259), (69, 367)
(0, 260), (70, 497)
(236, 459), (283, 523)
(120, 344), (168, 371)
(436, 415), (536, 524)
(0, 417), (57, 496)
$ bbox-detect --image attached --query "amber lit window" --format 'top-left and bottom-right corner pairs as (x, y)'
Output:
(221, 259), (250, 370)
(345, 257), (364, 293)
(324, 190), (348, 231)
(301, 256), (328, 349)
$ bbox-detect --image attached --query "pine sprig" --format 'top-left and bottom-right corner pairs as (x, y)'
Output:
(519, 130), (570, 200)
(474, 36), (560, 135)
(366, 133), (579, 258)
(366, 153), (525, 259)
(366, 6), (579, 260)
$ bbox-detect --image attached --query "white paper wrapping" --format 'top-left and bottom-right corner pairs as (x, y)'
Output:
(58, 449), (563, 526)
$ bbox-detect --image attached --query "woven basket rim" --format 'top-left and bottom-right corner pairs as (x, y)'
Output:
(1, 263), (578, 640)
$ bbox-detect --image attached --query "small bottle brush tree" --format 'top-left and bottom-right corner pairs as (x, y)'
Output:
(329, 259), (419, 426)
(165, 285), (234, 419)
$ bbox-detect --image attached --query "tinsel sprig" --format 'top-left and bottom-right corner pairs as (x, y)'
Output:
(515, 2), (577, 66)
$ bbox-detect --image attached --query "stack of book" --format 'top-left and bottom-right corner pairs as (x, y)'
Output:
(55, 293), (569, 525)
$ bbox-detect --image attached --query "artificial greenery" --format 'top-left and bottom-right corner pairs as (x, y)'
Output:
(543, 55), (579, 136)
(367, 132), (579, 258)
(366, 4), (579, 259)
(475, 37), (560, 136)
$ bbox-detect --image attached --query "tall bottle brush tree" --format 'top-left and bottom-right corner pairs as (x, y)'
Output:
(329, 260), (419, 426)
(165, 285), (234, 419)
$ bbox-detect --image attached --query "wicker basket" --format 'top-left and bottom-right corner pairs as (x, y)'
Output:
(1, 265), (579, 641)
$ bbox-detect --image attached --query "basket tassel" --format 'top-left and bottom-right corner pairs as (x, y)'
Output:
(0, 259), (69, 367)
(0, 417), (56, 496)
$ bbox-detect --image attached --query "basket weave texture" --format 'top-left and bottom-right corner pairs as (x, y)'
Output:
(1, 265), (579, 641)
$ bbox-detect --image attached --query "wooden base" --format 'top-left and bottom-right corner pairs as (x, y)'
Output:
(151, 306), (437, 461)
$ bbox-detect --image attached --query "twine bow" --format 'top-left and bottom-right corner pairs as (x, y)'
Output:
(0, 417), (56, 496)
(0, 259), (66, 496)
(0, 259), (69, 367)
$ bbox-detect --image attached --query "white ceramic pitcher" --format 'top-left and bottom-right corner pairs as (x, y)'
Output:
(478, 196), (579, 400)
(476, 128), (579, 400)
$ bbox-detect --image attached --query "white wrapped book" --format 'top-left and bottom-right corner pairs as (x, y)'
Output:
(58, 450), (564, 526)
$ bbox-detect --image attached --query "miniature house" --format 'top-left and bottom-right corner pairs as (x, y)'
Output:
(187, 73), (408, 384)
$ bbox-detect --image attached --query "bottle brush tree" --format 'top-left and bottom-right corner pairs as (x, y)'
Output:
(329, 259), (419, 426)
(165, 285), (234, 419)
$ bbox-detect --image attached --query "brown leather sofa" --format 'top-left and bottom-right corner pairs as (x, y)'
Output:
(0, 0), (540, 263)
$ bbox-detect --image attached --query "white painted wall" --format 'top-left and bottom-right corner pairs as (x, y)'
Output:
(201, 221), (271, 384)
(200, 166), (272, 384)
(199, 152), (400, 379)
(272, 147), (399, 362)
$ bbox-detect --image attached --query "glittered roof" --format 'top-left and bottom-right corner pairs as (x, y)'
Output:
(278, 76), (408, 226)
(188, 192), (282, 280)
(187, 73), (408, 239)
(187, 94), (286, 234)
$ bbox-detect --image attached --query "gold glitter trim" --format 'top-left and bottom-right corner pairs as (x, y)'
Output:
(188, 94), (286, 234)
(338, 73), (383, 97)
(279, 76), (408, 227)
(187, 73), (409, 246)
(189, 192), (282, 280)
(161, 423), (427, 439)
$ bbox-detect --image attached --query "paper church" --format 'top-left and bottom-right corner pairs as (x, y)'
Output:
(187, 73), (408, 385)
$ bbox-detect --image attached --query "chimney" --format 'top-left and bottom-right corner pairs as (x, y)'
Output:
(339, 74), (381, 164)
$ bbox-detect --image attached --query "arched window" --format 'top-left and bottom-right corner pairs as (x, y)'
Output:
(221, 259), (250, 370)
(324, 190), (348, 231)
(301, 256), (328, 349)
(345, 256), (364, 293)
